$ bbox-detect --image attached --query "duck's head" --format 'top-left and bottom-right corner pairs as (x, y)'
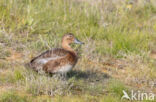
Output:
(62, 33), (84, 51)
(62, 33), (84, 45)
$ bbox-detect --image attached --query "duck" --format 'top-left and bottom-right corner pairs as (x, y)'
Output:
(28, 33), (84, 74)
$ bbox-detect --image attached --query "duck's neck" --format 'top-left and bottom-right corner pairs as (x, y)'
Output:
(62, 43), (77, 55)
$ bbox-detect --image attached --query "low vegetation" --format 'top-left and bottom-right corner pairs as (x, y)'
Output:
(0, 0), (156, 102)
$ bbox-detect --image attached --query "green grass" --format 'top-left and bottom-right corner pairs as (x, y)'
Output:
(0, 0), (156, 101)
(107, 79), (129, 97)
(0, 0), (155, 55)
(0, 91), (31, 102)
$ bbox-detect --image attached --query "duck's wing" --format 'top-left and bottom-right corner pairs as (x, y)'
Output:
(29, 48), (68, 69)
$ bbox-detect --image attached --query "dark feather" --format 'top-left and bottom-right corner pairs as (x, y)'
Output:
(30, 48), (68, 63)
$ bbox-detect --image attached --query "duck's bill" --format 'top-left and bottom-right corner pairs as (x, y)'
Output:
(74, 38), (84, 45)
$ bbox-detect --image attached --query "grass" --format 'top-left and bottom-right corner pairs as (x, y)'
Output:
(0, 91), (31, 102)
(0, 0), (156, 101)
(107, 79), (129, 97)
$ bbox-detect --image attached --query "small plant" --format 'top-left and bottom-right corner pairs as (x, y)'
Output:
(25, 74), (71, 96)
(14, 70), (25, 81)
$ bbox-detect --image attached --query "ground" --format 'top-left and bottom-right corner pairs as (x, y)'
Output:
(0, 0), (156, 102)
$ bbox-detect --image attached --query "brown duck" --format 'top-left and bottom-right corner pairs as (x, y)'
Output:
(28, 33), (84, 74)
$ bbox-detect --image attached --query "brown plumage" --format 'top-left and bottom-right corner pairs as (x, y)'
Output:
(28, 33), (84, 74)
